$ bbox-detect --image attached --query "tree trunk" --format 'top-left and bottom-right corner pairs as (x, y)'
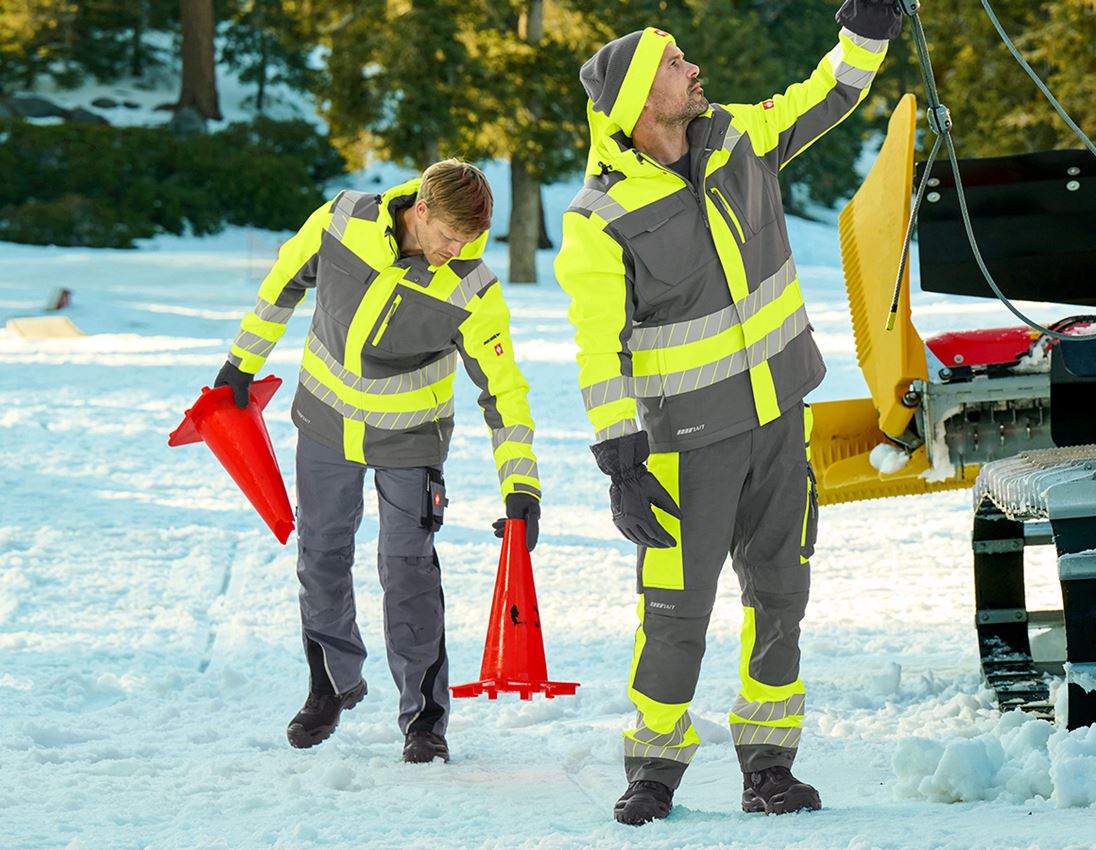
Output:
(178, 0), (222, 120)
(130, 2), (147, 78)
(507, 0), (544, 284)
(509, 155), (540, 284)
(256, 30), (268, 114)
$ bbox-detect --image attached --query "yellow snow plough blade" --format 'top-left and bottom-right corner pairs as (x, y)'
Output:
(838, 92), (927, 438)
(811, 398), (978, 506)
(812, 93), (976, 504)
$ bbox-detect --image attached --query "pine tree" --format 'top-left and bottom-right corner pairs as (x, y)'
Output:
(221, 0), (316, 115)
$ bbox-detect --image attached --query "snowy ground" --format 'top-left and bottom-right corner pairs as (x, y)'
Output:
(3, 168), (1096, 850)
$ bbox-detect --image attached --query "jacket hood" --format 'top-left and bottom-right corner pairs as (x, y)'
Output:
(580, 27), (676, 175)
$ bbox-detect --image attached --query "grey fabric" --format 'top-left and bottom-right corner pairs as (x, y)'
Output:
(580, 30), (644, 119)
(295, 433), (450, 735)
(289, 184), (491, 468)
(627, 403), (815, 784)
(374, 465), (449, 736)
(573, 105), (828, 454)
(295, 432), (369, 695)
(625, 754), (690, 791)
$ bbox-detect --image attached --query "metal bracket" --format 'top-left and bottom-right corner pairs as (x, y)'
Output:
(977, 608), (1028, 625)
(973, 538), (1024, 554)
(928, 104), (953, 136)
(897, 0), (920, 15)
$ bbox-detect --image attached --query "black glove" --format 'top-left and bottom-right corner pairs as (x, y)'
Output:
(835, 0), (904, 40)
(493, 492), (541, 551)
(214, 360), (253, 409)
(590, 431), (681, 549)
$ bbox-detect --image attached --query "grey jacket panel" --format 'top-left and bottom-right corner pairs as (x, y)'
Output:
(289, 192), (494, 465)
(587, 104), (823, 454)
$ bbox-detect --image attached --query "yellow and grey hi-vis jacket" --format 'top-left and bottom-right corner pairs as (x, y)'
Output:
(556, 27), (889, 453)
(226, 178), (540, 501)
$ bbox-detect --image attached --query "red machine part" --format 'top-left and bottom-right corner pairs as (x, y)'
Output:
(924, 326), (1041, 368)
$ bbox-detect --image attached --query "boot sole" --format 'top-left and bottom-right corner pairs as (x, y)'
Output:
(742, 787), (822, 815)
(286, 682), (366, 749)
(613, 800), (672, 825)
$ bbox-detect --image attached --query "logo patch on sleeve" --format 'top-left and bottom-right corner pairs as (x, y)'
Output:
(763, 99), (775, 110)
(494, 343), (504, 356)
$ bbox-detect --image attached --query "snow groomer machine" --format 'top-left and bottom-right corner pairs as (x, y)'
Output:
(810, 90), (1096, 729)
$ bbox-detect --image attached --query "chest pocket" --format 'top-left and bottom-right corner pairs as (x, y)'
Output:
(316, 244), (379, 325)
(368, 285), (463, 357)
(614, 193), (716, 299)
(708, 157), (778, 239)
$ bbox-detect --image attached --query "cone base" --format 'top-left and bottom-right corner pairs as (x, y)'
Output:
(450, 678), (580, 701)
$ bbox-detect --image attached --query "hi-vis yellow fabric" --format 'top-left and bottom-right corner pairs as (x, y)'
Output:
(557, 27), (888, 453)
(226, 179), (539, 500)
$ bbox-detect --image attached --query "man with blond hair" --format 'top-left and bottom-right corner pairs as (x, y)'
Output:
(215, 160), (541, 763)
(556, 0), (903, 824)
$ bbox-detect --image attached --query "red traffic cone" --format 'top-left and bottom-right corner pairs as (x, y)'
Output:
(451, 519), (579, 701)
(168, 375), (294, 545)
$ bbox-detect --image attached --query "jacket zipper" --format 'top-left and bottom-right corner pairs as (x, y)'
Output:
(708, 186), (746, 244)
(371, 293), (402, 346)
(634, 150), (711, 231)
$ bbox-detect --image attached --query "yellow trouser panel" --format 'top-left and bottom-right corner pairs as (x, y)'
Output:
(640, 452), (683, 590)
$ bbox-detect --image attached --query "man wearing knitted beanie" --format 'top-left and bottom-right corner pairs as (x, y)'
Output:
(555, 0), (904, 826)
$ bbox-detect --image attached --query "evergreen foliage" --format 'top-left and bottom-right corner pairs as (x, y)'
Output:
(1, 0), (1093, 252)
(0, 118), (341, 247)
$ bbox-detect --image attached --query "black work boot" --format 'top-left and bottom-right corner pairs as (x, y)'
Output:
(287, 640), (366, 749)
(286, 679), (367, 749)
(742, 766), (822, 814)
(613, 779), (673, 825)
(402, 730), (450, 763)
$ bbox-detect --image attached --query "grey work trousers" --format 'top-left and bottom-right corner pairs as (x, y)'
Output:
(624, 402), (818, 788)
(295, 433), (449, 736)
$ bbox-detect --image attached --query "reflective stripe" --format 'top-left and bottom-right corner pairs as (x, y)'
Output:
(730, 692), (806, 723)
(631, 305), (738, 352)
(828, 44), (877, 89)
(840, 27), (887, 54)
(624, 711), (699, 764)
(498, 456), (539, 483)
(232, 329), (276, 358)
(633, 305), (808, 397)
(512, 482), (541, 498)
(327, 190), (367, 240)
(307, 334), (457, 395)
(226, 352), (244, 369)
(595, 420), (638, 442)
(301, 368), (453, 429)
(730, 723), (802, 749)
(491, 424), (534, 451)
(629, 258), (796, 350)
(581, 375), (634, 411)
(736, 258), (797, 322)
(252, 297), (295, 325)
(448, 263), (496, 309)
(567, 187), (629, 223)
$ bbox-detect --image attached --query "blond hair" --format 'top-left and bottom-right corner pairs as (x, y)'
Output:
(418, 159), (493, 235)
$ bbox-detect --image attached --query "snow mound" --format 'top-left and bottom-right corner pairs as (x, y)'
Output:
(869, 443), (910, 474)
(893, 708), (1096, 807)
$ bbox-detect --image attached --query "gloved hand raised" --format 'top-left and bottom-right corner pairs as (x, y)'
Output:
(835, 0), (904, 41)
(492, 492), (541, 551)
(214, 360), (253, 409)
(590, 431), (681, 549)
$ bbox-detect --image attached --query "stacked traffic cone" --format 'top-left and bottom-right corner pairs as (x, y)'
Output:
(451, 519), (579, 701)
(168, 375), (294, 544)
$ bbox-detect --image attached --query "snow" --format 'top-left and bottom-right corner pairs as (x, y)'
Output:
(870, 443), (911, 474)
(4, 161), (1096, 850)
